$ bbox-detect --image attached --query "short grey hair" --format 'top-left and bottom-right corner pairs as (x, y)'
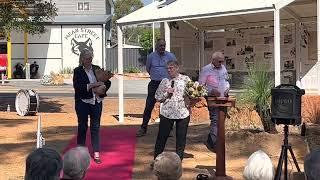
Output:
(63, 146), (91, 179)
(167, 60), (179, 67)
(211, 51), (224, 60)
(153, 152), (182, 180)
(243, 150), (274, 180)
(25, 148), (62, 180)
(79, 49), (93, 65)
(304, 150), (320, 180)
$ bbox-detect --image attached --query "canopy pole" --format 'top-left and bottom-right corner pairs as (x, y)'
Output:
(164, 21), (170, 51)
(274, 9), (281, 86)
(117, 25), (124, 123)
(200, 31), (205, 67)
(318, 0), (320, 63)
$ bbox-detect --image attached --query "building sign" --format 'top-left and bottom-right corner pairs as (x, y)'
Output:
(62, 26), (103, 68)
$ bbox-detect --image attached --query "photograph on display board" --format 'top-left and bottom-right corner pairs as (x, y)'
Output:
(244, 45), (254, 54)
(264, 52), (273, 59)
(204, 40), (213, 50)
(225, 56), (235, 70)
(284, 60), (295, 70)
(284, 34), (293, 44)
(226, 38), (237, 46)
(245, 54), (255, 69)
(264, 36), (274, 44)
(237, 45), (254, 56)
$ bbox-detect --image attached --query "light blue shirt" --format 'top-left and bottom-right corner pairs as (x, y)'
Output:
(146, 51), (176, 81)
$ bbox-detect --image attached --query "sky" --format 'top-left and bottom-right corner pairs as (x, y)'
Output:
(142, 0), (153, 5)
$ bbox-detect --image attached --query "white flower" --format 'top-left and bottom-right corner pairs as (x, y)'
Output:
(188, 87), (195, 92)
(193, 81), (199, 88)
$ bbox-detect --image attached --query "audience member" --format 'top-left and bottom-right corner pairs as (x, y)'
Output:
(304, 150), (320, 180)
(62, 146), (91, 180)
(153, 152), (182, 180)
(25, 148), (62, 180)
(243, 150), (274, 180)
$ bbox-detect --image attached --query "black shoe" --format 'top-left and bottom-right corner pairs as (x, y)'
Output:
(136, 128), (147, 137)
(93, 157), (102, 164)
(204, 141), (216, 153)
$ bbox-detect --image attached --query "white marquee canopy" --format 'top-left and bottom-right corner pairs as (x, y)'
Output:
(115, 0), (319, 123)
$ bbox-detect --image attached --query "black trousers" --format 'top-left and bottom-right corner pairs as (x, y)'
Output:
(154, 115), (190, 160)
(141, 80), (161, 130)
(75, 100), (102, 152)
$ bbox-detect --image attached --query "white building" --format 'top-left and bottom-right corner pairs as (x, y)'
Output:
(3, 0), (113, 77)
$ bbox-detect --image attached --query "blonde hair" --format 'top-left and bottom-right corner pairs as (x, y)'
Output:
(79, 49), (93, 65)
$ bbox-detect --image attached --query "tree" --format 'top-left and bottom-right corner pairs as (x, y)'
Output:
(0, 0), (58, 35)
(112, 0), (144, 42)
(113, 0), (143, 25)
(137, 28), (160, 65)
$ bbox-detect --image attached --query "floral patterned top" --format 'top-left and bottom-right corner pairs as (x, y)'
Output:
(155, 74), (191, 119)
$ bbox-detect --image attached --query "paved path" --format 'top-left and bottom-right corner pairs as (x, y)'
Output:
(0, 79), (244, 98)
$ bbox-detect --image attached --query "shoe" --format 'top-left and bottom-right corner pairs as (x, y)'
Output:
(93, 156), (102, 164)
(204, 141), (216, 153)
(136, 128), (147, 137)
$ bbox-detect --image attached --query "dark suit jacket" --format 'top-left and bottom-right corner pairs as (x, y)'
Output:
(73, 65), (111, 101)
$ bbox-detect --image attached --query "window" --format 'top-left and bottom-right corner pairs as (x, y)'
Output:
(84, 2), (89, 10)
(78, 2), (89, 11)
(78, 2), (83, 10)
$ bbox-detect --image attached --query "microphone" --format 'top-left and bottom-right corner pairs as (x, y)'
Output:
(168, 80), (174, 99)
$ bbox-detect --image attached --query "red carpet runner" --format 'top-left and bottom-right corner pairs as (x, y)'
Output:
(62, 127), (137, 180)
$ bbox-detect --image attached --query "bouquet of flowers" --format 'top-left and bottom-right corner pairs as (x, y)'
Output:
(185, 80), (208, 98)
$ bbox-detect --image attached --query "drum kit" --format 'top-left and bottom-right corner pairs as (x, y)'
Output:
(15, 89), (39, 116)
(14, 89), (44, 148)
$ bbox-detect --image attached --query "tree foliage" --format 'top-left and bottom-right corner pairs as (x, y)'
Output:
(111, 0), (143, 42)
(112, 0), (143, 25)
(0, 0), (58, 35)
(139, 28), (160, 51)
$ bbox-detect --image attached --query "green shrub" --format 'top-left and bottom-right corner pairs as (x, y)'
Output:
(59, 67), (73, 74)
(240, 64), (277, 133)
(124, 66), (141, 73)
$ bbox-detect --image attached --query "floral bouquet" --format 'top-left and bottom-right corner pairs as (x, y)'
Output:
(184, 81), (208, 98)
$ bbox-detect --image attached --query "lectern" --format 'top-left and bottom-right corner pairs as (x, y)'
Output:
(206, 96), (236, 178)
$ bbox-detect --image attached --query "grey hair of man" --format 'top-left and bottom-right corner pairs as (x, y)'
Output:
(78, 48), (93, 65)
(243, 150), (274, 180)
(153, 152), (182, 180)
(25, 148), (63, 180)
(304, 150), (320, 180)
(63, 146), (91, 180)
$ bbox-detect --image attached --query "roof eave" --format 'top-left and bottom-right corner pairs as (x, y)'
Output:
(117, 6), (275, 26)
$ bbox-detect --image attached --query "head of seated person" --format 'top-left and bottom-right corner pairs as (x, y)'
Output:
(304, 150), (320, 180)
(243, 150), (274, 180)
(62, 146), (91, 180)
(153, 152), (182, 180)
(25, 148), (62, 180)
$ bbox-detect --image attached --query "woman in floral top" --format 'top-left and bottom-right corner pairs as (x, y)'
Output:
(153, 60), (191, 161)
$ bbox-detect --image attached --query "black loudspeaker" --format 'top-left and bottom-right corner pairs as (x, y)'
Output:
(271, 84), (305, 125)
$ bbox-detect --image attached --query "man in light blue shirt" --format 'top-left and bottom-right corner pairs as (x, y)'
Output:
(136, 39), (176, 137)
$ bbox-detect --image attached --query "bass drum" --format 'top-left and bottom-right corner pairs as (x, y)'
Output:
(15, 89), (39, 116)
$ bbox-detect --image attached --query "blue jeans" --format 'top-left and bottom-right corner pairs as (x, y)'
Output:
(207, 106), (227, 146)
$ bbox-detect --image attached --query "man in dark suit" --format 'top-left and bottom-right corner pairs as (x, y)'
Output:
(73, 48), (111, 164)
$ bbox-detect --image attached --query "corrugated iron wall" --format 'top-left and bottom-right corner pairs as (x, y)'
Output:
(105, 48), (146, 73)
